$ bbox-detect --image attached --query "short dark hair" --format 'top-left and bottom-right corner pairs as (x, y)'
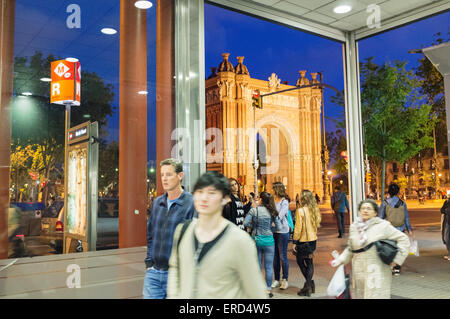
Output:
(334, 186), (340, 191)
(388, 183), (400, 197)
(193, 171), (231, 197)
(358, 199), (379, 215)
(160, 158), (183, 174)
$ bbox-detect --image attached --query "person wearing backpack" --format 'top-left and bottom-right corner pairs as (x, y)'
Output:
(379, 183), (413, 275)
(330, 186), (350, 238)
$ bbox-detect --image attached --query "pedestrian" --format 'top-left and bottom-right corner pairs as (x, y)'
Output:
(143, 158), (195, 299)
(315, 193), (320, 204)
(330, 186), (350, 238)
(271, 181), (290, 290)
(293, 190), (322, 297)
(439, 198), (450, 260)
(222, 177), (252, 231)
(330, 199), (410, 299)
(244, 191), (281, 297)
(167, 171), (267, 299)
(379, 183), (413, 275)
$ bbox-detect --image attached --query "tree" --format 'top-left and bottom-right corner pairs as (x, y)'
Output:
(11, 52), (116, 201)
(361, 57), (435, 197)
(99, 141), (119, 195)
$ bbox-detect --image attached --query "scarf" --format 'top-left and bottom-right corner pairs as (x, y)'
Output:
(355, 217), (377, 246)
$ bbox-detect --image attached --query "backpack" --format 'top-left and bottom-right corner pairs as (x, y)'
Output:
(332, 193), (343, 212)
(385, 199), (405, 227)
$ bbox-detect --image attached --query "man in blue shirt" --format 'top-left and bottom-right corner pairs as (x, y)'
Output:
(330, 186), (350, 238)
(379, 183), (413, 275)
(143, 158), (195, 299)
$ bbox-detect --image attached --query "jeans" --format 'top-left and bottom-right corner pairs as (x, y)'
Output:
(335, 212), (345, 235)
(142, 267), (168, 299)
(273, 232), (289, 281)
(257, 245), (275, 290)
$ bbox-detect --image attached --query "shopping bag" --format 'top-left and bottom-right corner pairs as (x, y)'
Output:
(327, 265), (346, 297)
(409, 237), (419, 256)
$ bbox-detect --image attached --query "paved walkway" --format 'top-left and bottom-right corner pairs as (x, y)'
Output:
(271, 225), (450, 299)
(1, 220), (448, 299)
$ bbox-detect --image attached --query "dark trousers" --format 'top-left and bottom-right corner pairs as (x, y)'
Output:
(335, 211), (345, 235)
(295, 241), (316, 285)
(296, 255), (314, 284)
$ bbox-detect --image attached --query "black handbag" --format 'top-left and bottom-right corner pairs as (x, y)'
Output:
(352, 239), (398, 265)
(295, 208), (313, 257)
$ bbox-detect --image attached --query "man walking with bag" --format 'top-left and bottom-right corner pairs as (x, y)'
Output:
(143, 158), (195, 299)
(330, 186), (350, 238)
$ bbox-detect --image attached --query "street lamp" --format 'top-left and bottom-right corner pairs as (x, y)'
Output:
(318, 72), (330, 202)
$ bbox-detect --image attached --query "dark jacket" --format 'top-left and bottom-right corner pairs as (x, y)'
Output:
(222, 193), (252, 231)
(145, 190), (195, 269)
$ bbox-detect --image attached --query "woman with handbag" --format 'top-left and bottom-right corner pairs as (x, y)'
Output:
(244, 192), (281, 297)
(293, 190), (322, 297)
(330, 199), (410, 299)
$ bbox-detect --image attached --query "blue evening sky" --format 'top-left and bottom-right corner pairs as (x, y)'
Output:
(13, 1), (450, 162)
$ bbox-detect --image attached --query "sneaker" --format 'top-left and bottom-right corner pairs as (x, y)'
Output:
(392, 269), (400, 276)
(444, 256), (450, 260)
(266, 290), (273, 298)
(280, 279), (289, 290)
(271, 280), (280, 288)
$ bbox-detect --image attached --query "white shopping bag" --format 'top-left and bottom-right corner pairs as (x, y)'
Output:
(409, 237), (419, 256)
(327, 265), (346, 297)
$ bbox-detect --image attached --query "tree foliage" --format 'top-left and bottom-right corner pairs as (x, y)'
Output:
(361, 57), (434, 194)
(11, 52), (116, 200)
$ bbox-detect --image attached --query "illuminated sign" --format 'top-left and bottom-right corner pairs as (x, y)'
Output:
(68, 124), (89, 144)
(50, 60), (81, 106)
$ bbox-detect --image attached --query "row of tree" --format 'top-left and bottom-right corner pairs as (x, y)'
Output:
(327, 31), (448, 197)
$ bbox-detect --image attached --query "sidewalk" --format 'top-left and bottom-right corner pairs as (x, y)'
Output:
(270, 225), (450, 299)
(319, 199), (446, 210)
(0, 225), (448, 299)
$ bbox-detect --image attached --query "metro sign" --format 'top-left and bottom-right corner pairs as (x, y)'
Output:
(50, 59), (81, 106)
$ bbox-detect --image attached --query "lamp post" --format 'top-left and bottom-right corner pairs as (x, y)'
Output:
(318, 72), (330, 202)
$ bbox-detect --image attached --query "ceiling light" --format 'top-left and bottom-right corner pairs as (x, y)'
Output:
(138, 91), (148, 95)
(22, 92), (33, 96)
(333, 5), (352, 14)
(134, 1), (153, 9)
(66, 57), (79, 62)
(40, 78), (52, 82)
(101, 27), (117, 35)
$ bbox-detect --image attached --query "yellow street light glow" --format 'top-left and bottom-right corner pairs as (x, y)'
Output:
(333, 5), (352, 14)
(135, 1), (153, 9)
(101, 27), (117, 35)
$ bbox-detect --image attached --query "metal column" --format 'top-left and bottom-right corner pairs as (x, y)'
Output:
(118, 0), (148, 248)
(174, 0), (206, 191)
(343, 32), (365, 223)
(0, 0), (15, 259)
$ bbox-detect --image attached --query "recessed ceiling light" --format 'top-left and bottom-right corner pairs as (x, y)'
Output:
(40, 77), (52, 82)
(101, 27), (117, 35)
(333, 5), (352, 14)
(134, 1), (153, 9)
(66, 57), (79, 62)
(22, 92), (33, 96)
(138, 91), (148, 95)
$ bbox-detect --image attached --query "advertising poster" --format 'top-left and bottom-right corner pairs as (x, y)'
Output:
(67, 145), (88, 238)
